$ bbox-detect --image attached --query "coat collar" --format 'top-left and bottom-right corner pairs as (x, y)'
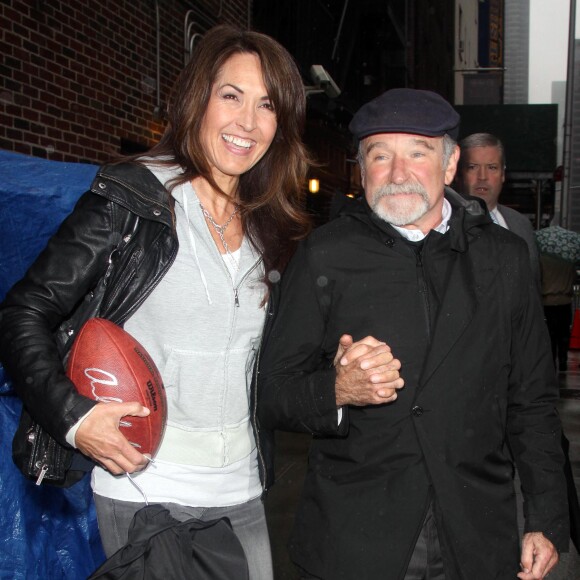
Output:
(92, 162), (175, 228)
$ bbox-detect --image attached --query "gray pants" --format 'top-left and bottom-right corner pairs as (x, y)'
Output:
(94, 494), (274, 580)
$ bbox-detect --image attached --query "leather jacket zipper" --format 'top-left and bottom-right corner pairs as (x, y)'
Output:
(117, 240), (179, 325)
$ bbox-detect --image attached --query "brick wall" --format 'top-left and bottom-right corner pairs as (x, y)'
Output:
(1, 0), (250, 163)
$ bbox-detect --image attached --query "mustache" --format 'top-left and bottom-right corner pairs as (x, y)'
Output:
(373, 183), (428, 197)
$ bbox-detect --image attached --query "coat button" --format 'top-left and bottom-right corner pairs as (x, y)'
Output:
(98, 182), (106, 189)
(152, 208), (161, 216)
(385, 238), (394, 247)
(411, 405), (423, 417)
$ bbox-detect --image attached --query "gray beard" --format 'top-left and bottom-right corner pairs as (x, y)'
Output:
(370, 183), (430, 227)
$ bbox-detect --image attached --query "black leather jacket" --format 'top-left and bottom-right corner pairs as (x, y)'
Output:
(0, 161), (274, 489)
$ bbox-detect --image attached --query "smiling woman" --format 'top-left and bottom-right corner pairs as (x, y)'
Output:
(151, 24), (312, 278)
(0, 24), (311, 580)
(199, 53), (278, 199)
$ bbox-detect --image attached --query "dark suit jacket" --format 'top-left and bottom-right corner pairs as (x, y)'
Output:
(497, 204), (540, 288)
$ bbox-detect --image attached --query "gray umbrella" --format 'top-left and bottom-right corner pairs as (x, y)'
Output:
(535, 226), (580, 263)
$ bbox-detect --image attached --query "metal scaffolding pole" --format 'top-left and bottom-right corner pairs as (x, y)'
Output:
(561, 0), (577, 228)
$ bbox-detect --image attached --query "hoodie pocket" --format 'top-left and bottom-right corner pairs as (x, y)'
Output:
(162, 346), (252, 429)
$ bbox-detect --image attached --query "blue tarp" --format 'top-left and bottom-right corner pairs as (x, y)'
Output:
(0, 150), (105, 578)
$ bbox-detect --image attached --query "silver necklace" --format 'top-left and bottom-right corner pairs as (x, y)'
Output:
(200, 202), (240, 270)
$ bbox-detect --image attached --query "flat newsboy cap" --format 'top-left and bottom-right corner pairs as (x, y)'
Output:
(349, 88), (460, 141)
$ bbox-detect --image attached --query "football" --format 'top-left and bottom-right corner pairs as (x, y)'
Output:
(66, 318), (167, 458)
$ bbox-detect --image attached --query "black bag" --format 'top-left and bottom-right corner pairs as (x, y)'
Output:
(12, 215), (140, 487)
(88, 505), (249, 579)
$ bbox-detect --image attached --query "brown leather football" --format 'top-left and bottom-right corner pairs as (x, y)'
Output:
(66, 318), (167, 457)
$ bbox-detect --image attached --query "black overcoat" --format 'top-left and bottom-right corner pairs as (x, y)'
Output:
(258, 189), (569, 579)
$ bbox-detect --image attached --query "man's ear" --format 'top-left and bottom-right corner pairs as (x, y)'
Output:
(444, 145), (460, 186)
(358, 159), (366, 190)
(358, 140), (367, 189)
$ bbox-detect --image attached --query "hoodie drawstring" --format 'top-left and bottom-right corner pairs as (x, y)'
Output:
(182, 185), (213, 305)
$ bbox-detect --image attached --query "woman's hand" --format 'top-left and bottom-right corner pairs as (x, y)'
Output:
(75, 402), (151, 474)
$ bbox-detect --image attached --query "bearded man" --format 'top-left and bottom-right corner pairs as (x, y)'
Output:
(258, 89), (569, 580)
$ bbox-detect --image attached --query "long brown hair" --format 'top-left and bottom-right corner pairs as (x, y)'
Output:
(147, 24), (312, 281)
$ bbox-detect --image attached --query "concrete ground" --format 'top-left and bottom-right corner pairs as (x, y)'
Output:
(264, 354), (580, 579)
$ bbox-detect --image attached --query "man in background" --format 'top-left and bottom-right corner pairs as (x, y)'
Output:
(456, 132), (540, 286)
